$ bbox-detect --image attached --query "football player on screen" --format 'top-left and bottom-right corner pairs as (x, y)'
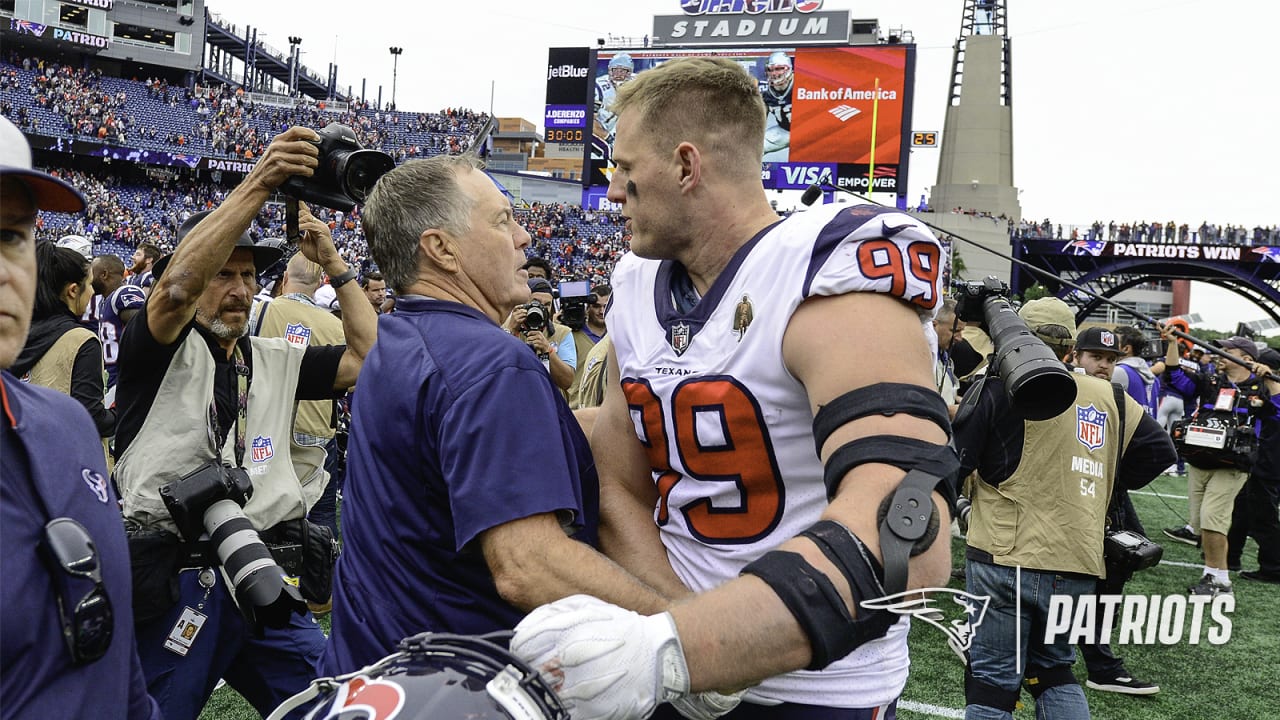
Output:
(595, 53), (635, 146)
(761, 50), (793, 162)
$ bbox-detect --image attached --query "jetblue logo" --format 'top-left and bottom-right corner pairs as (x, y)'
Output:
(548, 64), (588, 79)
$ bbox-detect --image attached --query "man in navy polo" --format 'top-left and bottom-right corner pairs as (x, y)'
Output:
(321, 155), (670, 674)
(0, 115), (159, 719)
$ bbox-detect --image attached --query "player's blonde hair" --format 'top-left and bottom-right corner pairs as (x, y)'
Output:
(610, 57), (766, 174)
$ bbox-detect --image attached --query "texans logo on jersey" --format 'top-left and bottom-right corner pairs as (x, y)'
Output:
(1076, 404), (1107, 451)
(82, 468), (110, 504)
(251, 435), (274, 463)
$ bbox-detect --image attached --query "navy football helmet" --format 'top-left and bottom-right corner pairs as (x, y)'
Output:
(269, 633), (569, 720)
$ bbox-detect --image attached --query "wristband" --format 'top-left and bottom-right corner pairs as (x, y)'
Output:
(329, 268), (358, 289)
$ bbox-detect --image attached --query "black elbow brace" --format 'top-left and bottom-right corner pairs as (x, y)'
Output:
(813, 383), (961, 596)
(742, 520), (897, 670)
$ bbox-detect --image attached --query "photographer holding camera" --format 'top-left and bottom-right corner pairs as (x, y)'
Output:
(1162, 334), (1279, 596)
(112, 126), (378, 720)
(953, 299), (1175, 719)
(502, 277), (576, 392)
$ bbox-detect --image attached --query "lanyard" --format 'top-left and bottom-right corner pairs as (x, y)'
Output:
(209, 342), (250, 466)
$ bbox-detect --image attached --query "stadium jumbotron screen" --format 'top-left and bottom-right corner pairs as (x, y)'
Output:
(547, 44), (916, 199)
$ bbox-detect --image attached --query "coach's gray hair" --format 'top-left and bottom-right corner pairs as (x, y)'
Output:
(361, 155), (485, 293)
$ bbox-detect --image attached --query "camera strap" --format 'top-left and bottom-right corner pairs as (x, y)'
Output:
(213, 343), (251, 467)
(1106, 383), (1126, 528)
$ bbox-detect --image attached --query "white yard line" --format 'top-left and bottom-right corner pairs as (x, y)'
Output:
(899, 699), (966, 719)
(1132, 490), (1188, 500)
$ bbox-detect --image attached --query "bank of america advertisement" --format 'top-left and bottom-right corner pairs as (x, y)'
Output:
(588, 45), (914, 194)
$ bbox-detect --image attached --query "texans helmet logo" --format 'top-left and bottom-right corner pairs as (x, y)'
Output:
(315, 676), (406, 719)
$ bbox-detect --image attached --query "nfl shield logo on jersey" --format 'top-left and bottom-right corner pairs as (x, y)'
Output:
(251, 436), (274, 463)
(670, 322), (691, 355)
(284, 322), (312, 347)
(1076, 405), (1107, 451)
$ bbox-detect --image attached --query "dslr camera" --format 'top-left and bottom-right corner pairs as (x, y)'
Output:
(556, 280), (594, 332)
(281, 122), (395, 212)
(953, 277), (1077, 421)
(159, 461), (305, 631)
(520, 299), (550, 333)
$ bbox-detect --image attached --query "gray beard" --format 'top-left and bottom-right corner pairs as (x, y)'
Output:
(198, 308), (249, 340)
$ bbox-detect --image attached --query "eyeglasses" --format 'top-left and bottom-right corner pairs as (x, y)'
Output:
(41, 517), (114, 665)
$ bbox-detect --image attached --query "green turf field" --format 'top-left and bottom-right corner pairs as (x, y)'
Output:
(200, 472), (1278, 719)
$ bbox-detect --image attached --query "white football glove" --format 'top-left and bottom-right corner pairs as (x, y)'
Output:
(512, 595), (691, 720)
(670, 690), (745, 720)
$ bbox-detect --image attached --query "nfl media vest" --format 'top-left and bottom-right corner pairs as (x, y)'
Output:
(115, 331), (311, 533)
(253, 296), (345, 495)
(967, 375), (1141, 578)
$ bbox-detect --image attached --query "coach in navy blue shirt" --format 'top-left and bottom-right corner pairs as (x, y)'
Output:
(0, 116), (159, 719)
(321, 155), (669, 674)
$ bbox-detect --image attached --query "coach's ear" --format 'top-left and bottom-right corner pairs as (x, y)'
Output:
(420, 227), (459, 274)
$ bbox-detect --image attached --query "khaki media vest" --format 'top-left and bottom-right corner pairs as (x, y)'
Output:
(115, 330), (315, 533)
(967, 375), (1142, 578)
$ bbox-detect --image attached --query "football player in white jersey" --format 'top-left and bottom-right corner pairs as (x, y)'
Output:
(595, 53), (635, 146)
(514, 57), (957, 719)
(761, 50), (793, 163)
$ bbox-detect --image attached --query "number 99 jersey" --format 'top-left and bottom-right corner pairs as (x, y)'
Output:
(608, 203), (943, 706)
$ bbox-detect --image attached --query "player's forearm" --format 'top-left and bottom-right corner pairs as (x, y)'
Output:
(599, 479), (693, 601)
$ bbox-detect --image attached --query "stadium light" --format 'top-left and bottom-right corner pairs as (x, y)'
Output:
(389, 47), (403, 111)
(288, 36), (302, 95)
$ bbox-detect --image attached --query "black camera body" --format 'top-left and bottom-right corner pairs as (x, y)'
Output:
(281, 122), (395, 212)
(557, 280), (594, 332)
(159, 461), (305, 631)
(520, 300), (549, 333)
(160, 462), (252, 543)
(953, 277), (1077, 421)
(1104, 529), (1164, 573)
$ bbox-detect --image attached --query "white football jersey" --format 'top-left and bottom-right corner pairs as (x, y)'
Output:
(609, 203), (944, 707)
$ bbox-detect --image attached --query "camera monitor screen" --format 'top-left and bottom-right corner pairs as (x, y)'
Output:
(559, 280), (592, 300)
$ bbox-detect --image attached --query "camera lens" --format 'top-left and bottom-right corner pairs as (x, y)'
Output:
(340, 150), (396, 202)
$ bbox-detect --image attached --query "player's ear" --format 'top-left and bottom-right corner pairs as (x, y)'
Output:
(674, 141), (700, 193)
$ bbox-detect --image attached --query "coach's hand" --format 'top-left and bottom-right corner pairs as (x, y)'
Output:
(513, 595), (691, 720)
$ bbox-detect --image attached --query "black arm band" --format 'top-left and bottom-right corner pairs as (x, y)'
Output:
(823, 435), (960, 509)
(740, 551), (857, 670)
(812, 383), (952, 453)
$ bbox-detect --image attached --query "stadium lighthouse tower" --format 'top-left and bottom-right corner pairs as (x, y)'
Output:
(918, 0), (1020, 284)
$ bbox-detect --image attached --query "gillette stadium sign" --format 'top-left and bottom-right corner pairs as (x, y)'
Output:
(658, 1), (849, 45)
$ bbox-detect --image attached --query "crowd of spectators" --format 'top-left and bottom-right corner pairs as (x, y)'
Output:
(2, 53), (489, 163)
(31, 168), (631, 284)
(1015, 217), (1279, 246)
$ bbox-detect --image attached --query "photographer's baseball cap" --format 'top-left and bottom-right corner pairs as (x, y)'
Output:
(0, 116), (86, 213)
(152, 210), (284, 280)
(1018, 297), (1077, 343)
(1258, 347), (1280, 372)
(1213, 336), (1259, 360)
(1075, 326), (1121, 354)
(527, 278), (554, 296)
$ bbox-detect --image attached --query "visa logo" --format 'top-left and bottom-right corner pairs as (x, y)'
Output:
(782, 165), (833, 186)
(548, 64), (588, 79)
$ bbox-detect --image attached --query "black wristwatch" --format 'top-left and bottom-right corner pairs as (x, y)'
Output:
(329, 267), (359, 290)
